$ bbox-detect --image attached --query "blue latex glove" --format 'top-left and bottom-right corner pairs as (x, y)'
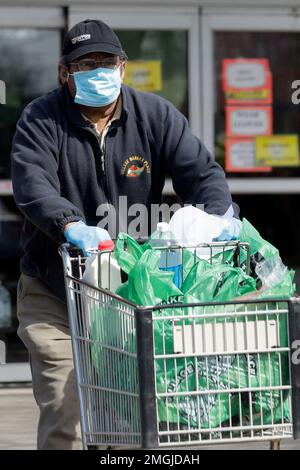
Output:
(213, 218), (242, 241)
(64, 221), (111, 256)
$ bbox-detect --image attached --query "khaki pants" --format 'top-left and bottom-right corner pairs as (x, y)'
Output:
(17, 273), (82, 450)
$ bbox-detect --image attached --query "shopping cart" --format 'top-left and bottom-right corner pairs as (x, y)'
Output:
(59, 241), (300, 450)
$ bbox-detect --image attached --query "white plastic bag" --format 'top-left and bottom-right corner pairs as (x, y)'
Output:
(169, 205), (233, 245)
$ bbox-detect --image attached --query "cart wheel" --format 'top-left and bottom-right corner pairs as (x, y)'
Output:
(270, 439), (281, 451)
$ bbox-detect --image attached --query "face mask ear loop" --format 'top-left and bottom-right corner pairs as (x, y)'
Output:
(119, 64), (125, 83)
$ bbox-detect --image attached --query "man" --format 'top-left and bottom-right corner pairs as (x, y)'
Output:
(11, 19), (241, 450)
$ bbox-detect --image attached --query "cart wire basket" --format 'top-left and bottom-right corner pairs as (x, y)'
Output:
(59, 241), (300, 449)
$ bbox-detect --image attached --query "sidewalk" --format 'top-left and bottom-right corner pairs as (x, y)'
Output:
(0, 386), (38, 450)
(0, 386), (299, 450)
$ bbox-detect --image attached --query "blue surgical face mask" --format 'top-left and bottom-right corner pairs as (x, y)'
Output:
(70, 66), (121, 107)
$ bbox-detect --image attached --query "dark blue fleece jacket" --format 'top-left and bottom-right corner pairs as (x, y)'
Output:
(11, 84), (239, 301)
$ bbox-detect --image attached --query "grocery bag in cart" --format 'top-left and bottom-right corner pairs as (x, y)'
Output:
(106, 222), (295, 432)
(59, 217), (300, 449)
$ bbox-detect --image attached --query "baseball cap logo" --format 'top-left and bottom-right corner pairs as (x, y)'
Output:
(71, 34), (91, 44)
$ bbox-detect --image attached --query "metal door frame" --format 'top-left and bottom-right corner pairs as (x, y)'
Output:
(0, 6), (64, 382)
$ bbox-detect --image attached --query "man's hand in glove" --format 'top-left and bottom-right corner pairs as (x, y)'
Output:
(64, 221), (111, 256)
(213, 218), (242, 241)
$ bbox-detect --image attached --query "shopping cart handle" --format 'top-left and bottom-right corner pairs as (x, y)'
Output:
(58, 243), (71, 275)
(59, 242), (71, 253)
(59, 242), (77, 258)
(58, 242), (84, 256)
(59, 243), (89, 275)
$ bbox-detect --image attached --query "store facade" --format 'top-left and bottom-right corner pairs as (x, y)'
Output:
(1, 1), (300, 374)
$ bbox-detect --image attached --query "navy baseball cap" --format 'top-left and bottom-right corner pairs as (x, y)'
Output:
(62, 19), (127, 62)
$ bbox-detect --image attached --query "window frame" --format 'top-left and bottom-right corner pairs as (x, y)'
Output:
(0, 6), (64, 28)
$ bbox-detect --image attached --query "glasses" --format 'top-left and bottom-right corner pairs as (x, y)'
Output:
(68, 58), (120, 72)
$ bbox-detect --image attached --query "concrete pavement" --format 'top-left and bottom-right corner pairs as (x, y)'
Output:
(0, 386), (38, 450)
(0, 386), (299, 450)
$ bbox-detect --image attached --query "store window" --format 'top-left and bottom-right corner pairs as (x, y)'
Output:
(0, 28), (60, 361)
(213, 30), (300, 292)
(116, 30), (189, 118)
(214, 32), (300, 176)
(0, 29), (60, 179)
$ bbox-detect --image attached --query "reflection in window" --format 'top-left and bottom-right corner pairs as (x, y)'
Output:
(116, 30), (188, 118)
(214, 32), (300, 177)
(0, 29), (60, 178)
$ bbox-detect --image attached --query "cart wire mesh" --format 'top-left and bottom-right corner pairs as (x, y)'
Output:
(60, 247), (141, 448)
(59, 242), (297, 449)
(150, 300), (292, 447)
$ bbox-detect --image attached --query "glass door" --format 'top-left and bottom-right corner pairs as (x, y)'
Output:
(0, 7), (63, 371)
(201, 7), (300, 291)
(115, 29), (188, 118)
(201, 7), (300, 192)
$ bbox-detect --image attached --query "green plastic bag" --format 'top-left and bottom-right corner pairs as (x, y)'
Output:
(116, 248), (181, 305)
(154, 299), (291, 431)
(91, 225), (293, 432)
(226, 218), (296, 299)
(155, 346), (291, 430)
(115, 233), (258, 305)
(115, 234), (196, 305)
(237, 351), (291, 426)
(155, 355), (241, 429)
(114, 233), (146, 274)
(240, 218), (278, 260)
(90, 298), (139, 434)
(256, 269), (295, 300)
(182, 259), (257, 303)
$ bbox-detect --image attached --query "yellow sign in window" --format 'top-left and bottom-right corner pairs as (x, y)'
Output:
(124, 60), (162, 93)
(225, 89), (271, 102)
(256, 135), (300, 167)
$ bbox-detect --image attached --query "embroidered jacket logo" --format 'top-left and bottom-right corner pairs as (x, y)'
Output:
(71, 34), (91, 44)
(121, 155), (151, 178)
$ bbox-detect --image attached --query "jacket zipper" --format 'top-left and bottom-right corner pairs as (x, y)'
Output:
(86, 126), (112, 204)
(97, 134), (111, 204)
(99, 147), (106, 175)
